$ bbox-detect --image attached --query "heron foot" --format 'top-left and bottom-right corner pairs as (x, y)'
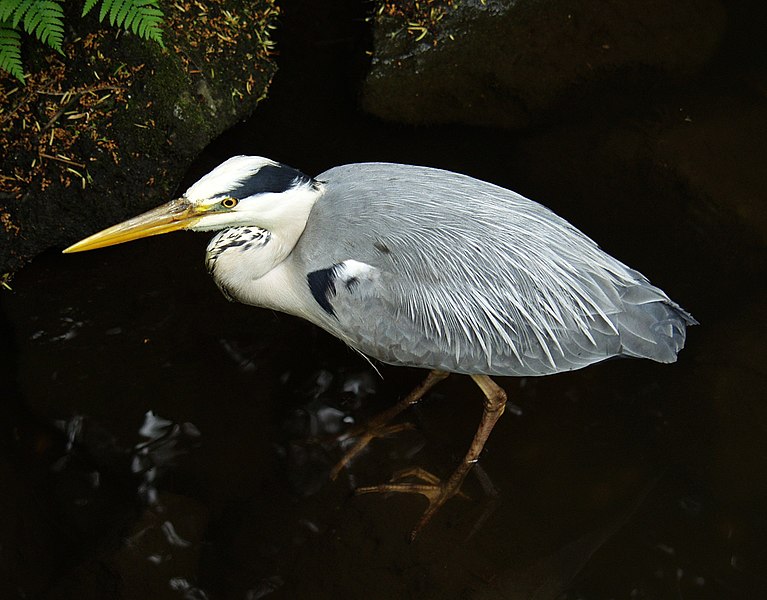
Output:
(356, 466), (470, 541)
(352, 374), (508, 540)
(329, 370), (449, 481)
(329, 421), (415, 480)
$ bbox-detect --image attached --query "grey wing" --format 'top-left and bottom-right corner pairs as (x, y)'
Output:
(295, 163), (695, 376)
(300, 249), (690, 377)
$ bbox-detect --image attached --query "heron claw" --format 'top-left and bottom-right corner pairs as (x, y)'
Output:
(329, 421), (415, 481)
(356, 466), (470, 540)
(330, 371), (448, 482)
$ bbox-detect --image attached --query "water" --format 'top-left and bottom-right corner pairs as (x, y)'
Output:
(2, 1), (766, 598)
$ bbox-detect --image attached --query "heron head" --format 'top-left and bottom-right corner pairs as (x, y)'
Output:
(63, 156), (320, 253)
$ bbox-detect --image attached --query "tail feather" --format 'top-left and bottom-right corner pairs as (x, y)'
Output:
(615, 285), (697, 363)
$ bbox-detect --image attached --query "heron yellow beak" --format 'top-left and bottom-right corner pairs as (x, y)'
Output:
(63, 197), (205, 253)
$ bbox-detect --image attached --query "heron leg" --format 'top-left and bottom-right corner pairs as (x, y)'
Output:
(329, 369), (449, 480)
(356, 374), (507, 541)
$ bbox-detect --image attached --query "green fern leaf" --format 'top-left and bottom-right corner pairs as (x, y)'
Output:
(82, 0), (164, 47)
(81, 0), (99, 16)
(98, 0), (112, 23)
(116, 0), (132, 29)
(0, 1), (23, 23)
(0, 19), (24, 82)
(0, 0), (165, 85)
(122, 5), (137, 31)
(131, 1), (163, 43)
(21, 0), (64, 51)
(10, 0), (34, 28)
(108, 0), (124, 27)
(135, 1), (163, 43)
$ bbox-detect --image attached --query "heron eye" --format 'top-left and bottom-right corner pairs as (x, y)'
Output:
(221, 197), (238, 209)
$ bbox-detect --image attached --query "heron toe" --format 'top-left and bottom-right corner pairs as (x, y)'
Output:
(356, 466), (472, 541)
(329, 421), (415, 480)
(329, 370), (449, 480)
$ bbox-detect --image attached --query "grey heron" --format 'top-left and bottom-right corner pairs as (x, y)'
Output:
(64, 156), (696, 539)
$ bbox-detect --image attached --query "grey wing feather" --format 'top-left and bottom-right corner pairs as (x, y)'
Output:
(293, 163), (696, 376)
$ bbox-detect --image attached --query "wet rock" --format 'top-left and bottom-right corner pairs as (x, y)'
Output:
(652, 89), (767, 247)
(363, 0), (725, 128)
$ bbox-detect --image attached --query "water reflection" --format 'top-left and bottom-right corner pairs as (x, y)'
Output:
(2, 240), (765, 598)
(281, 370), (416, 506)
(133, 411), (202, 504)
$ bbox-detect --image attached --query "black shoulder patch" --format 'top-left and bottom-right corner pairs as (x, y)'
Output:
(230, 164), (314, 199)
(307, 265), (340, 317)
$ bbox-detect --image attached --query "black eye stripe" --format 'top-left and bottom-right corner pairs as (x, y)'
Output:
(227, 164), (313, 199)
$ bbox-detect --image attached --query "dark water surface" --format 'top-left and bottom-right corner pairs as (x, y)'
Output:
(2, 1), (767, 598)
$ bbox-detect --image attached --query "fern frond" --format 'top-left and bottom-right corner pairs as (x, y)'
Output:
(116, 0), (132, 29)
(21, 0), (64, 51)
(2, 0), (63, 50)
(0, 0), (166, 84)
(134, 3), (163, 46)
(81, 0), (99, 16)
(82, 0), (164, 47)
(0, 1), (23, 23)
(0, 19), (24, 82)
(109, 0), (125, 27)
(97, 0), (111, 23)
(9, 0), (34, 28)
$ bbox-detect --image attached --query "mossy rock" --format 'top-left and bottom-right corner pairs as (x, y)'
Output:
(0, 0), (281, 275)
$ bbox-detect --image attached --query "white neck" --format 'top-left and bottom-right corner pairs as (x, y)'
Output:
(258, 183), (321, 267)
(206, 183), (323, 303)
